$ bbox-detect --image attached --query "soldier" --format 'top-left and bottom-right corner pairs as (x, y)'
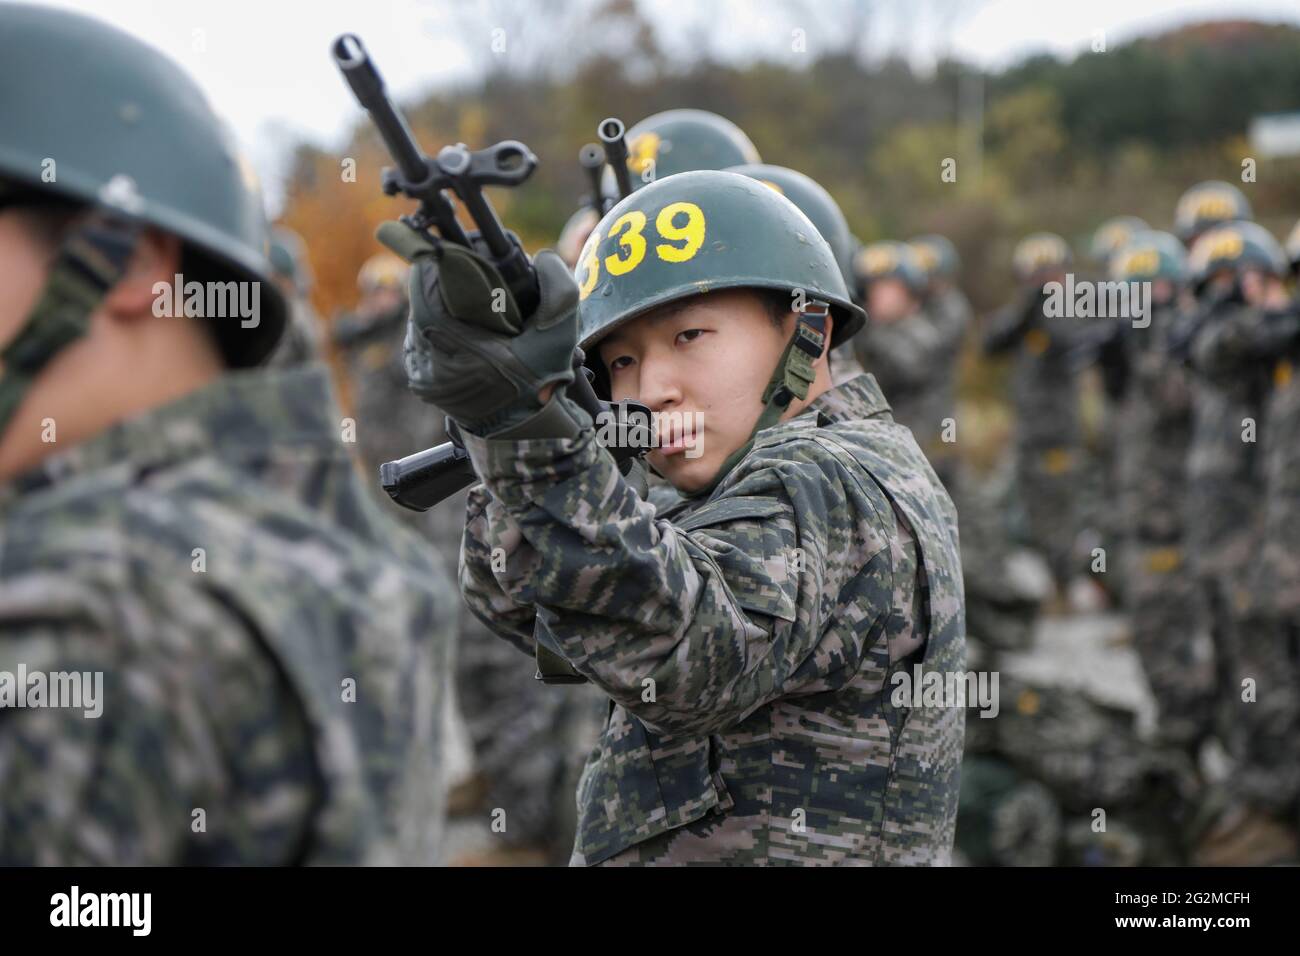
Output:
(1181, 221), (1299, 865)
(265, 225), (324, 367)
(908, 233), (973, 491)
(1104, 231), (1215, 754)
(0, 4), (449, 864)
(381, 169), (966, 865)
(851, 240), (962, 488)
(983, 233), (1081, 601)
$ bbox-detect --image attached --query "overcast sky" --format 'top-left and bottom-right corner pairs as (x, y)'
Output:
(33, 0), (1300, 211)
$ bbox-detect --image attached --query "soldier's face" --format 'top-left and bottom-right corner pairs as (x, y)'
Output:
(867, 278), (917, 324)
(0, 211), (56, 354)
(597, 289), (794, 493)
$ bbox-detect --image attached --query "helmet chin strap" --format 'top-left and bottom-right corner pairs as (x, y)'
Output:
(678, 299), (829, 500)
(0, 209), (140, 443)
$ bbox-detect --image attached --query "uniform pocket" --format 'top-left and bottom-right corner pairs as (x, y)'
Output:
(573, 704), (729, 865)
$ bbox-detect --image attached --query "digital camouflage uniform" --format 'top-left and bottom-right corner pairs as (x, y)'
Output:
(1247, 336), (1300, 814)
(0, 367), (450, 864)
(984, 287), (1082, 589)
(460, 374), (966, 865)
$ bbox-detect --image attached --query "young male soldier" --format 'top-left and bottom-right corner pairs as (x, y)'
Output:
(0, 4), (451, 864)
(383, 169), (966, 865)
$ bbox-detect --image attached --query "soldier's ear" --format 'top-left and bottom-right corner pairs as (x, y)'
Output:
(102, 228), (183, 318)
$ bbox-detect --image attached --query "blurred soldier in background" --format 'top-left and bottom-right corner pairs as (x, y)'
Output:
(1180, 219), (1298, 865)
(266, 225), (324, 367)
(907, 233), (972, 490)
(851, 240), (958, 479)
(983, 233), (1081, 601)
(333, 251), (596, 865)
(0, 4), (449, 864)
(1103, 231), (1214, 756)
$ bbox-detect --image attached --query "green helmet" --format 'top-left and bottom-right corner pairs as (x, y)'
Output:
(907, 234), (961, 283)
(854, 240), (927, 295)
(576, 169), (865, 494)
(1089, 216), (1149, 264)
(1012, 232), (1072, 284)
(576, 170), (863, 355)
(0, 4), (287, 368)
(1286, 218), (1300, 273)
(604, 110), (761, 195)
(1187, 220), (1287, 289)
(1108, 230), (1186, 284)
(269, 226), (314, 297)
(725, 163), (854, 288)
(1174, 181), (1252, 242)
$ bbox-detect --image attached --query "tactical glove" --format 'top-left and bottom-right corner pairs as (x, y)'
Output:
(379, 220), (587, 439)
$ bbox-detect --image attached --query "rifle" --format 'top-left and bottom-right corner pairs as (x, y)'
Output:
(332, 35), (650, 512)
(578, 142), (606, 217)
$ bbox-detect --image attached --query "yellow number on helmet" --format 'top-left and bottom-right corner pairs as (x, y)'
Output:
(655, 202), (706, 263)
(577, 226), (602, 300)
(604, 211), (647, 277)
(1123, 249), (1159, 277)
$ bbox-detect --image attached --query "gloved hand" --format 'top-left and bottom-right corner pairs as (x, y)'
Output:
(378, 220), (587, 438)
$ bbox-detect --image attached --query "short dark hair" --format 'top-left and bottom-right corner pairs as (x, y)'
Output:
(757, 288), (796, 328)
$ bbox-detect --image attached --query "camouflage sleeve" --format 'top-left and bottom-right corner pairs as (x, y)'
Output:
(458, 482), (540, 658)
(0, 582), (314, 865)
(459, 427), (888, 737)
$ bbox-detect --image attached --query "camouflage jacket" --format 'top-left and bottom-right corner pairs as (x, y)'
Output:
(460, 374), (965, 866)
(0, 366), (452, 865)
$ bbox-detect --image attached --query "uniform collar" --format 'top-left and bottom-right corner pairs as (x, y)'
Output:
(0, 364), (340, 510)
(801, 373), (893, 426)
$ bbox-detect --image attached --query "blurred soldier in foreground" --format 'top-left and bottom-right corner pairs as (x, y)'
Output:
(266, 225), (324, 367)
(852, 240), (961, 485)
(0, 4), (449, 864)
(385, 169), (965, 864)
(983, 233), (1081, 599)
(1180, 219), (1299, 865)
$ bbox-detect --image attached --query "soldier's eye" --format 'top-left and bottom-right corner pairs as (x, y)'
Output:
(676, 329), (706, 345)
(608, 356), (634, 372)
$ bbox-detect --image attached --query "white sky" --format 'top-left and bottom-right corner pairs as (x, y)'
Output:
(33, 0), (1300, 211)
